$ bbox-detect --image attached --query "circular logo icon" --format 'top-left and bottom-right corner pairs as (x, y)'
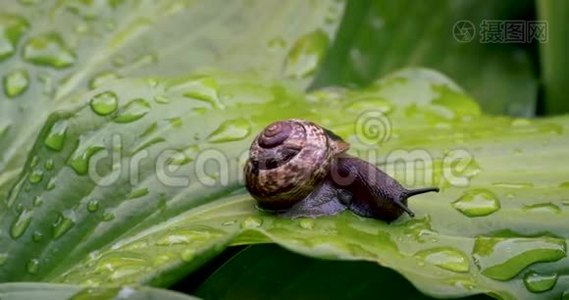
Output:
(453, 20), (476, 43)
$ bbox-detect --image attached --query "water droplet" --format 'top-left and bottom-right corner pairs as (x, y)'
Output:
(87, 200), (99, 212)
(89, 71), (119, 89)
(452, 189), (500, 217)
(33, 196), (42, 206)
(472, 236), (566, 280)
(90, 91), (118, 116)
(44, 120), (68, 151)
(113, 98), (150, 123)
(0, 15), (29, 62)
(32, 231), (43, 242)
(94, 252), (149, 280)
(207, 119), (251, 143)
(0, 253), (8, 265)
(523, 203), (561, 214)
(44, 159), (54, 170)
(283, 30), (329, 79)
(131, 137), (165, 153)
(153, 95), (170, 104)
(396, 216), (439, 243)
(181, 77), (224, 109)
(155, 229), (211, 246)
(222, 220), (236, 226)
(492, 182), (533, 189)
(102, 211), (115, 221)
(23, 33), (76, 68)
(299, 219), (314, 229)
(127, 187), (148, 200)
(414, 247), (469, 273)
(52, 211), (76, 239)
(10, 209), (32, 239)
(69, 143), (104, 175)
(28, 169), (43, 184)
(523, 271), (558, 293)
(3, 69), (29, 98)
(241, 217), (263, 228)
(168, 117), (182, 128)
(26, 258), (40, 274)
(45, 177), (56, 191)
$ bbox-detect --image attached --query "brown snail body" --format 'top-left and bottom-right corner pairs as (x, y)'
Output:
(244, 119), (439, 222)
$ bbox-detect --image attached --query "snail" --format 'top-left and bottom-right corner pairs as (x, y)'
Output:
(243, 119), (439, 223)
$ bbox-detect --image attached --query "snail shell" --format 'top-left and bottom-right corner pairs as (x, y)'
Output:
(244, 119), (349, 211)
(244, 119), (439, 222)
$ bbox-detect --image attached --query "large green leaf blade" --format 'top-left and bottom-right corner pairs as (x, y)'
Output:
(1, 68), (567, 299)
(0, 0), (343, 200)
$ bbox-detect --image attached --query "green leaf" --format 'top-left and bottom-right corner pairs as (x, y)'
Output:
(312, 0), (538, 117)
(1, 68), (568, 299)
(0, 282), (198, 300)
(0, 0), (343, 200)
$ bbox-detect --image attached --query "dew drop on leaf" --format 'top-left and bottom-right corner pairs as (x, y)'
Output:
(90, 91), (118, 116)
(153, 95), (170, 104)
(44, 120), (69, 151)
(413, 247), (470, 273)
(26, 258), (40, 274)
(283, 29), (329, 79)
(0, 14), (29, 62)
(10, 209), (32, 239)
(472, 236), (567, 281)
(28, 169), (43, 184)
(68, 142), (105, 175)
(207, 119), (251, 143)
(3, 69), (29, 98)
(89, 71), (120, 89)
(492, 182), (534, 189)
(181, 77), (224, 109)
(241, 216), (263, 228)
(33, 195), (42, 207)
(113, 98), (151, 123)
(127, 187), (149, 200)
(87, 200), (100, 212)
(155, 229), (212, 246)
(23, 33), (76, 68)
(52, 211), (76, 239)
(102, 211), (115, 222)
(221, 220), (236, 226)
(523, 203), (561, 214)
(45, 177), (56, 191)
(452, 189), (500, 217)
(396, 216), (438, 243)
(32, 231), (43, 242)
(523, 271), (558, 293)
(44, 158), (54, 170)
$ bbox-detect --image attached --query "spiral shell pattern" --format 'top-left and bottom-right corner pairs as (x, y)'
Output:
(244, 119), (349, 210)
